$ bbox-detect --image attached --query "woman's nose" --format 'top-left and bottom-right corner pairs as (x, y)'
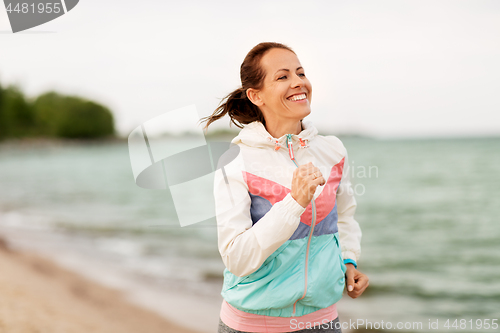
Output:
(290, 73), (304, 88)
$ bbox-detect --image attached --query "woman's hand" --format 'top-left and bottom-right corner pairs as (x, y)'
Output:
(345, 264), (369, 298)
(291, 162), (325, 208)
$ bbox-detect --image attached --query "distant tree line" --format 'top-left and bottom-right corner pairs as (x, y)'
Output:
(0, 82), (115, 140)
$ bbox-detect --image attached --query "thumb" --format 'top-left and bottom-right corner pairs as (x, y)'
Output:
(346, 270), (355, 292)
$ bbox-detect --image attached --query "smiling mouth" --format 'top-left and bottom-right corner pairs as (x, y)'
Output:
(287, 93), (307, 101)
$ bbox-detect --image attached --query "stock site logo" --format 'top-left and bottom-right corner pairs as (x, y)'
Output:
(127, 105), (240, 227)
(3, 0), (78, 33)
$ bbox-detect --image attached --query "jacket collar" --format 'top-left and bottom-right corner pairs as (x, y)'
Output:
(231, 119), (318, 150)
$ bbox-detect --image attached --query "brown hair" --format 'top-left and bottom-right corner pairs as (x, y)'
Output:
(201, 42), (295, 130)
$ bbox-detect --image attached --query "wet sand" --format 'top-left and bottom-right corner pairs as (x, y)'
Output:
(0, 237), (200, 333)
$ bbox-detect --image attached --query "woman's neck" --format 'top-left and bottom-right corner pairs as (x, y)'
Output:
(265, 120), (303, 139)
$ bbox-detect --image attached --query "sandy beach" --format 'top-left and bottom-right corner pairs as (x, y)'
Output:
(0, 236), (200, 333)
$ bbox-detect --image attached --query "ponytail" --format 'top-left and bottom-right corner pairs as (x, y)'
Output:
(201, 87), (265, 130)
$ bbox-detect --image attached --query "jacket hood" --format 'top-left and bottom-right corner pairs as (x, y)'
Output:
(231, 120), (318, 151)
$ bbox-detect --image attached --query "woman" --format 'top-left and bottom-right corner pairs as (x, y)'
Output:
(202, 42), (369, 333)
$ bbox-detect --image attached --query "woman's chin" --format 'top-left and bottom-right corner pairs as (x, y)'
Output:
(299, 107), (312, 118)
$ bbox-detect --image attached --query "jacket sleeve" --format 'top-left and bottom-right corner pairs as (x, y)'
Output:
(214, 151), (306, 277)
(336, 149), (362, 263)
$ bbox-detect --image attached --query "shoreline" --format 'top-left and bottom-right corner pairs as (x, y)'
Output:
(0, 236), (202, 333)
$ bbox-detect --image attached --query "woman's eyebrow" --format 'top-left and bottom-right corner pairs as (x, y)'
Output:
(275, 68), (290, 75)
(274, 67), (303, 75)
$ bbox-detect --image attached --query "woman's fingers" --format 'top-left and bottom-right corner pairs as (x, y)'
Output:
(291, 163), (325, 207)
(298, 165), (324, 187)
(297, 163), (323, 180)
(356, 273), (370, 292)
(308, 167), (325, 186)
(347, 271), (369, 299)
(312, 175), (326, 186)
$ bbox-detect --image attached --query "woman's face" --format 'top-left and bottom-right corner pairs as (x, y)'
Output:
(251, 48), (312, 124)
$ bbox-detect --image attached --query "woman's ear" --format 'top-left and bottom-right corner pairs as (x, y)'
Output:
(246, 88), (264, 107)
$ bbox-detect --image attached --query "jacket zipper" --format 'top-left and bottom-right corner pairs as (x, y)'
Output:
(285, 134), (317, 317)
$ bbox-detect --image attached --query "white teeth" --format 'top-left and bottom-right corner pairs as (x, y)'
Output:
(288, 93), (306, 101)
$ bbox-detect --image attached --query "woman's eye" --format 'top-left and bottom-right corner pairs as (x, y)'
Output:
(298, 73), (306, 77)
(278, 75), (287, 80)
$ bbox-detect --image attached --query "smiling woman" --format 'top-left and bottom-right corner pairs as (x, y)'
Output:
(201, 42), (369, 333)
(245, 47), (313, 139)
(201, 43), (313, 140)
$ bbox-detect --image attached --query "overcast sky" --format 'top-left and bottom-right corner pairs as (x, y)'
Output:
(1, 0), (499, 138)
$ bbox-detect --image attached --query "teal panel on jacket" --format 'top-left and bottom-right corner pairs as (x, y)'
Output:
(299, 233), (346, 308)
(221, 232), (346, 317)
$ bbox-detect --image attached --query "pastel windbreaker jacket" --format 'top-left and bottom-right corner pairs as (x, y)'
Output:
(214, 119), (361, 318)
